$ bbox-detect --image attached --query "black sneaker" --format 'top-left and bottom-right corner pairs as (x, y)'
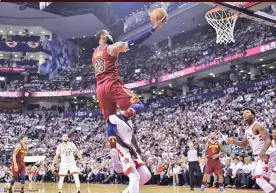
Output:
(77, 191), (81, 193)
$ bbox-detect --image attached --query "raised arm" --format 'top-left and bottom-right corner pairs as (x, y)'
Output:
(108, 16), (167, 55)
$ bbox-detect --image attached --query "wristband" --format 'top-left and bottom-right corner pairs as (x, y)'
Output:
(128, 28), (156, 49)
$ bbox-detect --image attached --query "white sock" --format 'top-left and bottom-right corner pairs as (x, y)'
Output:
(73, 173), (80, 190)
(256, 178), (275, 193)
(137, 166), (151, 186)
(58, 176), (65, 192)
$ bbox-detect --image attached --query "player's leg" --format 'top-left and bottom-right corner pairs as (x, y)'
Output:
(200, 160), (212, 191)
(70, 165), (81, 193)
(214, 161), (225, 193)
(255, 159), (275, 193)
(137, 165), (151, 186)
(111, 83), (144, 122)
(9, 163), (19, 193)
(58, 164), (68, 193)
(121, 166), (140, 193)
(19, 165), (26, 193)
(97, 83), (122, 172)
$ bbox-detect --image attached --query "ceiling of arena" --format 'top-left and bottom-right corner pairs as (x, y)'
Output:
(0, 2), (211, 41)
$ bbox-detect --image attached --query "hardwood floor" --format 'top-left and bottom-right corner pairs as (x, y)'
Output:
(0, 183), (263, 193)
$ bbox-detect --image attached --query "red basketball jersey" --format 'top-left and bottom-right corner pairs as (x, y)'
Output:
(207, 141), (220, 159)
(15, 144), (28, 163)
(92, 45), (120, 85)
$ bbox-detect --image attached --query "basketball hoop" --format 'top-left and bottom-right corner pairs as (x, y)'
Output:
(205, 8), (238, 44)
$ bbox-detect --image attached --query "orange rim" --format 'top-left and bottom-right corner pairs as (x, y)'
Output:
(205, 8), (238, 22)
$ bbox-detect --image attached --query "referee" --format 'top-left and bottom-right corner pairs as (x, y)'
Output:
(185, 141), (202, 191)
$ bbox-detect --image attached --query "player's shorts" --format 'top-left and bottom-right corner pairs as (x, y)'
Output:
(96, 79), (140, 121)
(254, 151), (276, 181)
(11, 162), (25, 178)
(59, 162), (79, 176)
(205, 159), (223, 175)
(117, 144), (145, 176)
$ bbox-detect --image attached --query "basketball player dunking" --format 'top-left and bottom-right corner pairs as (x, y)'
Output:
(8, 136), (28, 193)
(200, 132), (225, 193)
(51, 134), (82, 193)
(92, 16), (167, 172)
(227, 108), (276, 193)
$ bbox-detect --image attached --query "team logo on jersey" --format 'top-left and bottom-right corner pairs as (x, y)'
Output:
(62, 148), (73, 156)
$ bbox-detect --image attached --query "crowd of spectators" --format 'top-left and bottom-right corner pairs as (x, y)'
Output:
(0, 59), (38, 68)
(0, 74), (275, 190)
(2, 19), (275, 92)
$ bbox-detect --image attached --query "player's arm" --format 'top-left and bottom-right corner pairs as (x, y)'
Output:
(72, 143), (82, 160)
(116, 135), (137, 158)
(109, 16), (167, 55)
(131, 133), (142, 154)
(13, 145), (21, 167)
(257, 123), (271, 158)
(51, 145), (60, 169)
(231, 135), (249, 148)
(213, 143), (224, 159)
(203, 143), (208, 158)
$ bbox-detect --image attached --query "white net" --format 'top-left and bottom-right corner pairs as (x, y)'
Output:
(205, 8), (238, 44)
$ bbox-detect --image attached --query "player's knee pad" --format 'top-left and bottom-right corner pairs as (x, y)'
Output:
(20, 174), (25, 184)
(130, 101), (145, 114)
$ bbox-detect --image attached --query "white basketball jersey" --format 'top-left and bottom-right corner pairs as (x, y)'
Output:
(272, 140), (276, 148)
(56, 142), (77, 163)
(245, 121), (274, 155)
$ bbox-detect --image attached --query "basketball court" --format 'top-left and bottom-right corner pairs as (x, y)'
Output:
(0, 183), (264, 193)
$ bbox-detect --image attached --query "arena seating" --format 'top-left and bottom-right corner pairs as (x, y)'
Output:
(0, 71), (275, 188)
(2, 20), (275, 92)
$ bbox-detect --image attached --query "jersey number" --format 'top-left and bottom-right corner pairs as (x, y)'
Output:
(94, 59), (105, 75)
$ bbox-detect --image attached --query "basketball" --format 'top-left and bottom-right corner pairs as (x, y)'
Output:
(150, 8), (168, 24)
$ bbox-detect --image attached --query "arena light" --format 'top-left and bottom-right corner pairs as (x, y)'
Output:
(42, 31), (45, 34)
(15, 55), (18, 57)
(270, 66), (274, 69)
(240, 70), (244, 73)
(72, 37), (75, 39)
(0, 30), (3, 33)
(30, 32), (33, 34)
(9, 31), (12, 34)
(39, 55), (42, 58)
(259, 58), (263, 61)
(30, 55), (33, 58)
(74, 97), (77, 99)
(19, 31), (22, 34)
(262, 64), (266, 67)
(210, 73), (214, 75)
(83, 36), (86, 38)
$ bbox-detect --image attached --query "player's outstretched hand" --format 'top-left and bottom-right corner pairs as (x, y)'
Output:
(153, 15), (167, 31)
